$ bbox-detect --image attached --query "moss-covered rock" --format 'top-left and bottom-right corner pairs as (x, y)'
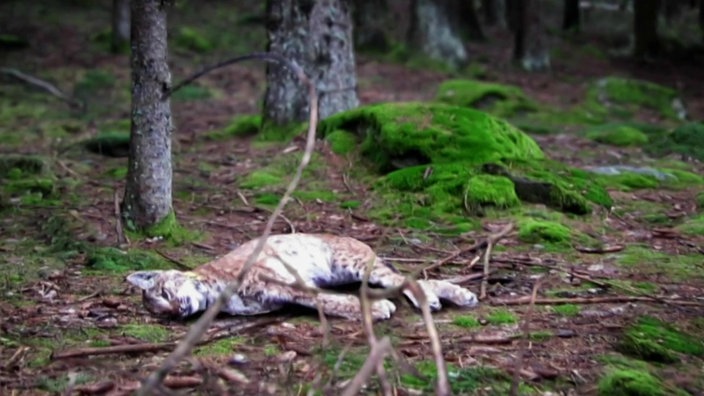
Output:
(645, 122), (704, 161)
(435, 79), (538, 118)
(320, 103), (611, 226)
(0, 154), (48, 178)
(5, 178), (55, 197)
(320, 102), (544, 172)
(589, 77), (687, 121)
(207, 115), (261, 140)
(325, 130), (358, 155)
(618, 316), (704, 363)
(598, 369), (668, 396)
(518, 219), (571, 245)
(585, 124), (649, 147)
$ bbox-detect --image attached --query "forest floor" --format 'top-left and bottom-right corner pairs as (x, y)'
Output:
(1, 1), (704, 395)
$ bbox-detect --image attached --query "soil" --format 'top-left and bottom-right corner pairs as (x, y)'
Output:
(0, 1), (703, 395)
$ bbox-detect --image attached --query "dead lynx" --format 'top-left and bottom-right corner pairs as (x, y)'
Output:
(126, 233), (478, 321)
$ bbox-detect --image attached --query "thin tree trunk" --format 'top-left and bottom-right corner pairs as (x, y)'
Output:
(513, 0), (550, 71)
(505, 0), (519, 31)
(111, 0), (130, 53)
(481, 0), (498, 25)
(699, 0), (704, 40)
(562, 0), (580, 31)
(408, 0), (468, 69)
(448, 0), (485, 41)
(122, 0), (173, 229)
(263, 0), (358, 125)
(633, 0), (661, 56)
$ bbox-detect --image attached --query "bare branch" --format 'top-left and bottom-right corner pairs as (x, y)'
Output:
(340, 337), (393, 396)
(1, 67), (83, 108)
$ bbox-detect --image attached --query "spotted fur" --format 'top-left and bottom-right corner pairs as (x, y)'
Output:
(126, 233), (478, 321)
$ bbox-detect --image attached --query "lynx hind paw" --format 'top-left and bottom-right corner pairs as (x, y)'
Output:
(424, 280), (479, 308)
(370, 299), (397, 321)
(402, 283), (443, 311)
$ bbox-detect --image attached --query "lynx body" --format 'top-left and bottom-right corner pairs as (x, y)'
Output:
(126, 233), (478, 320)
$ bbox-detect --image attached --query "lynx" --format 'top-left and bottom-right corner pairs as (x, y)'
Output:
(126, 233), (478, 321)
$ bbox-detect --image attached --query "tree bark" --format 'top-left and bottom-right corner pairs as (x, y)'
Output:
(513, 0), (550, 71)
(263, 0), (358, 125)
(407, 0), (468, 69)
(562, 0), (580, 31)
(633, 0), (661, 56)
(122, 0), (173, 230)
(111, 0), (130, 53)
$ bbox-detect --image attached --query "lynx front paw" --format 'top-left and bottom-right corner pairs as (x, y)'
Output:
(370, 299), (397, 321)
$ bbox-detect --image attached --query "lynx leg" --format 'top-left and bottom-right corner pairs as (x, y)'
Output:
(262, 286), (396, 321)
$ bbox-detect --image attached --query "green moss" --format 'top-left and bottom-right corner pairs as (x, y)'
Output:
(321, 346), (367, 377)
(645, 123), (704, 161)
(619, 316), (704, 363)
(340, 200), (361, 209)
(5, 178), (55, 197)
(528, 331), (552, 342)
(141, 211), (198, 244)
(319, 102), (545, 172)
(207, 115), (261, 140)
(325, 129), (358, 155)
(83, 131), (130, 157)
(436, 79), (538, 117)
(105, 166), (128, 179)
(254, 193), (281, 206)
(0, 33), (29, 49)
(240, 170), (283, 189)
(585, 125), (649, 147)
(194, 337), (243, 356)
(74, 69), (116, 97)
(678, 214), (704, 235)
(292, 190), (337, 202)
(171, 84), (213, 101)
(487, 309), (518, 325)
(616, 246), (702, 281)
(402, 362), (517, 394)
(174, 26), (213, 53)
(122, 323), (170, 343)
(518, 219), (571, 245)
(553, 304), (580, 317)
(464, 174), (520, 214)
(87, 247), (171, 273)
(598, 369), (667, 396)
(452, 315), (481, 328)
(0, 154), (48, 177)
(592, 77), (684, 120)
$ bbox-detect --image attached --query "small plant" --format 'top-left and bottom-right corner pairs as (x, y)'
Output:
(452, 315), (480, 328)
(487, 309), (518, 325)
(553, 304), (580, 317)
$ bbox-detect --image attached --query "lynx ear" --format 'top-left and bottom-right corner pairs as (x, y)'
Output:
(126, 270), (164, 290)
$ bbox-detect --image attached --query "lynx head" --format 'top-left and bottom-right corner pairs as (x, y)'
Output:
(125, 270), (209, 318)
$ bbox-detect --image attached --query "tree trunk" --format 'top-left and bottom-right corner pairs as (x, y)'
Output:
(633, 0), (660, 56)
(481, 0), (498, 25)
(263, 0), (358, 125)
(699, 0), (704, 41)
(122, 0), (173, 230)
(407, 0), (468, 69)
(505, 0), (519, 31)
(111, 0), (130, 53)
(447, 0), (485, 41)
(353, 0), (390, 52)
(513, 0), (550, 71)
(562, 0), (580, 31)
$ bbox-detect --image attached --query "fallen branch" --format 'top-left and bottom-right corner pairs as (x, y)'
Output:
(491, 295), (704, 307)
(154, 249), (193, 271)
(340, 337), (393, 396)
(510, 277), (542, 396)
(137, 52), (318, 396)
(481, 223), (514, 299)
(52, 342), (176, 360)
(1, 67), (83, 108)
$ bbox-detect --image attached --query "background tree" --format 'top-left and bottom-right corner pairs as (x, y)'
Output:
(263, 0), (358, 126)
(122, 0), (174, 231)
(111, 0), (130, 53)
(353, 0), (391, 52)
(513, 0), (550, 71)
(481, 0), (500, 26)
(633, 0), (661, 56)
(407, 0), (469, 69)
(563, 0), (580, 32)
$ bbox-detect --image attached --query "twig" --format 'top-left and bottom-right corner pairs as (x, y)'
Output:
(481, 224), (514, 299)
(340, 337), (393, 396)
(510, 278), (542, 396)
(405, 280), (451, 396)
(137, 52), (318, 395)
(52, 342), (176, 360)
(155, 249), (193, 271)
(114, 189), (129, 246)
(574, 244), (625, 254)
(1, 67), (83, 108)
(491, 295), (704, 307)
(236, 190), (250, 207)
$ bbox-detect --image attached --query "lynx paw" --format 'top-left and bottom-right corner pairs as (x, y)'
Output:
(370, 299), (397, 321)
(402, 283), (442, 311)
